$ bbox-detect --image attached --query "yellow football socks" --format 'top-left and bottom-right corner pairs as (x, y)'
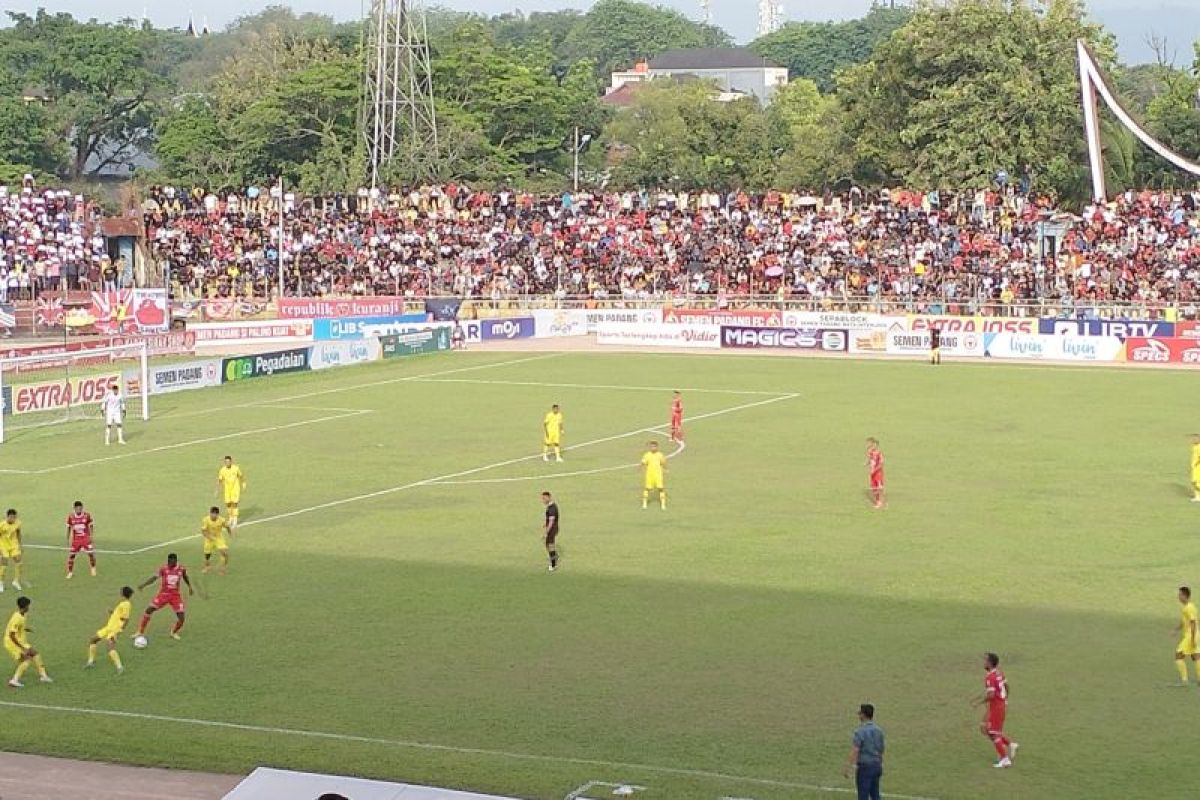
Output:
(1177, 659), (1190, 682)
(87, 643), (97, 662)
(108, 650), (122, 671)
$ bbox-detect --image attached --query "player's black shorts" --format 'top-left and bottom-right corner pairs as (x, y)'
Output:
(544, 528), (559, 545)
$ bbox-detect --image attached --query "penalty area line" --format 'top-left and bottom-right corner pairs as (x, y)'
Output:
(0, 700), (938, 800)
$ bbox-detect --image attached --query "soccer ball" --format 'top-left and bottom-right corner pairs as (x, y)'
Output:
(133, 635), (148, 649)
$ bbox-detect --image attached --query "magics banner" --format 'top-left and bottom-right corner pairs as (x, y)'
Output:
(720, 325), (848, 352)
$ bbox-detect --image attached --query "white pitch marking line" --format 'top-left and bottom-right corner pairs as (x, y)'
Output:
(27, 409), (371, 476)
(254, 403), (372, 414)
(412, 377), (787, 396)
(122, 393), (798, 556)
(154, 353), (562, 423)
(0, 701), (939, 800)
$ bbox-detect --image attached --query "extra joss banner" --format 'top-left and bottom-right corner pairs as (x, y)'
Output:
(908, 315), (1036, 334)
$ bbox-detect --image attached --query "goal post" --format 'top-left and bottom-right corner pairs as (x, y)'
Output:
(0, 341), (150, 443)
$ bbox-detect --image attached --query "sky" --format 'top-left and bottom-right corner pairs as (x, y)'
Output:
(4, 0), (1199, 64)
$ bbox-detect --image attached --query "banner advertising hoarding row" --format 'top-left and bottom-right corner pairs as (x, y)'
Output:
(1038, 318), (1174, 338)
(1124, 337), (1200, 364)
(133, 359), (223, 395)
(309, 340), (383, 370)
(192, 320), (314, 346)
(8, 372), (121, 416)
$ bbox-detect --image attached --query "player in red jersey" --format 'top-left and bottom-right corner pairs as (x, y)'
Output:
(65, 500), (97, 579)
(134, 553), (194, 641)
(865, 438), (885, 509)
(975, 652), (1018, 768)
(669, 391), (684, 443)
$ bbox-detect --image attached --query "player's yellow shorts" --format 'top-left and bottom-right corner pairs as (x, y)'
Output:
(203, 536), (229, 555)
(95, 625), (122, 642)
(1191, 471), (1200, 488)
(1178, 637), (1199, 656)
(544, 435), (560, 447)
(5, 640), (27, 662)
(0, 542), (20, 559)
(224, 492), (241, 505)
(644, 475), (664, 491)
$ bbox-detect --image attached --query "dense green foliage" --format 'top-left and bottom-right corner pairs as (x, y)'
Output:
(1, 351), (1198, 800)
(0, 1), (1196, 197)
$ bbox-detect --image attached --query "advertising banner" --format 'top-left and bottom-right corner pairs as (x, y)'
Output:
(279, 297), (414, 320)
(783, 310), (893, 332)
(982, 334), (1126, 361)
(12, 372), (121, 415)
(662, 308), (782, 327)
(309, 340), (383, 371)
(192, 320), (313, 345)
(1039, 318), (1175, 338)
(380, 327), (451, 358)
(425, 298), (463, 322)
(479, 317), (535, 341)
(885, 329), (986, 357)
(1124, 337), (1200, 365)
(1173, 321), (1200, 339)
(221, 348), (311, 383)
(908, 315), (1036, 334)
(88, 289), (170, 334)
(125, 359), (223, 396)
(313, 314), (428, 341)
(0, 332), (195, 371)
(200, 298), (273, 322)
(596, 322), (720, 349)
(720, 325), (849, 352)
(533, 309), (588, 338)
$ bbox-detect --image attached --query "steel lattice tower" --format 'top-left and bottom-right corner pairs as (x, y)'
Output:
(756, 0), (783, 37)
(363, 0), (439, 188)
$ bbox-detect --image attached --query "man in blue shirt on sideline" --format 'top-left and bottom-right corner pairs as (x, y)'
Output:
(844, 703), (885, 800)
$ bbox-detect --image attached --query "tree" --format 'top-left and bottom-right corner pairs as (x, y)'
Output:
(560, 0), (731, 79)
(0, 11), (174, 178)
(154, 97), (240, 186)
(603, 81), (784, 190)
(836, 0), (1116, 199)
(767, 79), (849, 189)
(750, 5), (910, 93)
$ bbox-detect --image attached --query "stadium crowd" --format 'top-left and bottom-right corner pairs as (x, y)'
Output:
(13, 179), (1200, 310)
(0, 176), (116, 300)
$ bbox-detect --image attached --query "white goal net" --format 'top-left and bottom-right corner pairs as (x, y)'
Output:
(0, 342), (150, 442)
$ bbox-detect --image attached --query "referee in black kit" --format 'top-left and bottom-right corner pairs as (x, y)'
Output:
(541, 491), (560, 571)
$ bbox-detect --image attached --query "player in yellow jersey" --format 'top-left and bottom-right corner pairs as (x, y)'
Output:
(0, 508), (24, 592)
(216, 455), (246, 527)
(6, 596), (51, 688)
(543, 404), (564, 463)
(1190, 435), (1200, 502)
(1174, 586), (1199, 685)
(641, 440), (668, 510)
(200, 507), (232, 575)
(86, 586), (133, 674)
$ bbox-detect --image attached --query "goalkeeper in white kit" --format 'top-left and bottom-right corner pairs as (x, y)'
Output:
(101, 384), (125, 445)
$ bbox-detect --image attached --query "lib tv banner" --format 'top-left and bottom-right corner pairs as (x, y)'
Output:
(380, 327), (451, 358)
(1039, 318), (1175, 338)
(222, 348), (311, 383)
(313, 314), (428, 341)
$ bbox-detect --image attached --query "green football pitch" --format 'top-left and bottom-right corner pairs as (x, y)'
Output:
(0, 350), (1195, 800)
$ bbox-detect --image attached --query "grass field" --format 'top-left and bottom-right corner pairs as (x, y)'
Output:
(0, 349), (1195, 800)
